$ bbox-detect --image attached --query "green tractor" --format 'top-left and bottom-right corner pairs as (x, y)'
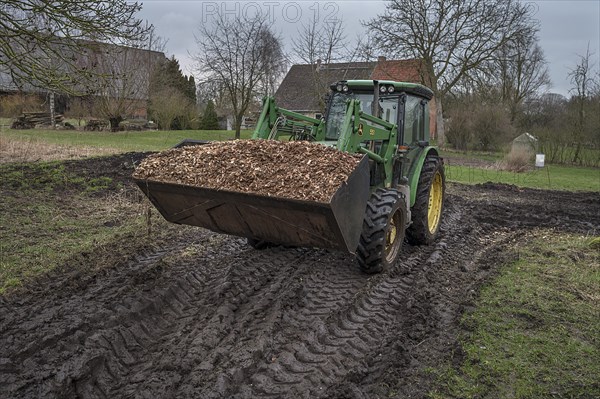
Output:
(135, 80), (445, 273)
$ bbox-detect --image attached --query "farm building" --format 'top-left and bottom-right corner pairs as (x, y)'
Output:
(0, 40), (166, 120)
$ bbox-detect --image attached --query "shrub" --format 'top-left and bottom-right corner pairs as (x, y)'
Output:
(497, 145), (533, 172)
(471, 104), (515, 151)
(200, 100), (219, 130)
(446, 108), (472, 151)
(446, 101), (514, 152)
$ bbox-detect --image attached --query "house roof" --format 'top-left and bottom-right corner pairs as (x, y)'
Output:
(371, 58), (423, 83)
(513, 132), (538, 143)
(275, 62), (376, 112)
(274, 57), (425, 112)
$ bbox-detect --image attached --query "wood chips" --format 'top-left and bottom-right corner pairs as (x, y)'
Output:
(133, 140), (363, 203)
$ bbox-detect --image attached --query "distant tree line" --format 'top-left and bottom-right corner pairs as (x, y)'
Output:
(365, 0), (599, 166)
(4, 0), (597, 158)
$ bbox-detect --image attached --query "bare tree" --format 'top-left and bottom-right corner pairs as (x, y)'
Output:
(194, 11), (286, 138)
(475, 34), (551, 123)
(291, 15), (369, 114)
(568, 45), (599, 163)
(365, 0), (536, 145)
(257, 29), (288, 98)
(149, 86), (194, 130)
(292, 17), (349, 64)
(83, 43), (163, 130)
(0, 0), (150, 94)
(569, 45), (598, 103)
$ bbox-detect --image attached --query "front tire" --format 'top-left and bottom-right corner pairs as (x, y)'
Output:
(356, 188), (407, 274)
(407, 156), (445, 245)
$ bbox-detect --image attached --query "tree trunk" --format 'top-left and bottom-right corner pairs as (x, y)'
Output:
(572, 142), (582, 164)
(109, 116), (122, 132)
(234, 114), (242, 139)
(434, 96), (445, 147)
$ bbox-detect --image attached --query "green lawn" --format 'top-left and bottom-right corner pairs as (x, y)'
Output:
(429, 232), (600, 398)
(0, 128), (254, 152)
(445, 163), (600, 192)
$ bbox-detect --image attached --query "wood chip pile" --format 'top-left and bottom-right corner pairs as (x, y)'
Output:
(133, 140), (363, 202)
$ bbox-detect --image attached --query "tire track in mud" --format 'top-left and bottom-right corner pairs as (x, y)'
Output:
(228, 200), (485, 398)
(0, 231), (247, 398)
(1, 184), (598, 399)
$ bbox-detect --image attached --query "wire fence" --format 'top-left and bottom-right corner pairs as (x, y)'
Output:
(443, 160), (584, 191)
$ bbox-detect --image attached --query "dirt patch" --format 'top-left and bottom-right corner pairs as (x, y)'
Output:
(63, 151), (152, 187)
(0, 153), (598, 398)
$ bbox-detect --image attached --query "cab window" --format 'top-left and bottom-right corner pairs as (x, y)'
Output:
(403, 95), (424, 144)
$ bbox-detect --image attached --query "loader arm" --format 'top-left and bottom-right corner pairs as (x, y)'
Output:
(337, 98), (400, 188)
(252, 96), (325, 141)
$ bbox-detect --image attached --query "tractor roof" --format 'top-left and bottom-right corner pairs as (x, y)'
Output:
(333, 80), (434, 100)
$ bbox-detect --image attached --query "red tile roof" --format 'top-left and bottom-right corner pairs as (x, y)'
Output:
(371, 58), (423, 83)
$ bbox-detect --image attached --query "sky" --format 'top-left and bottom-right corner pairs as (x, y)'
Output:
(137, 0), (600, 97)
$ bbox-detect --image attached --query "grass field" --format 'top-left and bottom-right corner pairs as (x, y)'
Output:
(445, 163), (600, 192)
(0, 128), (253, 153)
(429, 232), (600, 398)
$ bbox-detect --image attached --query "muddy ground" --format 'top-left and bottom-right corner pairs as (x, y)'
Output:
(0, 154), (598, 398)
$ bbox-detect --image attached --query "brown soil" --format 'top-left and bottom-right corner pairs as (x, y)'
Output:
(1, 153), (598, 399)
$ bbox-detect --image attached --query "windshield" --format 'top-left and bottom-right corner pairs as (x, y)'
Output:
(325, 92), (399, 140)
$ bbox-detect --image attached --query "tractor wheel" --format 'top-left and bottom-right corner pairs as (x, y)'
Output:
(407, 156), (445, 245)
(356, 188), (407, 274)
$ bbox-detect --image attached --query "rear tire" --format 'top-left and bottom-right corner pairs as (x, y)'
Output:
(407, 156), (445, 245)
(356, 188), (407, 274)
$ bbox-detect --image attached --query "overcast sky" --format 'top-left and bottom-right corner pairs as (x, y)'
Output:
(138, 0), (600, 97)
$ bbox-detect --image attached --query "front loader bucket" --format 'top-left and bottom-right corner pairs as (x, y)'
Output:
(135, 156), (370, 253)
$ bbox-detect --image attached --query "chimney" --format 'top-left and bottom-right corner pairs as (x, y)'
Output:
(377, 56), (386, 63)
(316, 59), (322, 71)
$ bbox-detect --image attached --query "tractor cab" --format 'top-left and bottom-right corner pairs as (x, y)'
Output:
(324, 80), (432, 147)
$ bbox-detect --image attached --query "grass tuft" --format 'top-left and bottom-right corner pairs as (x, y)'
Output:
(496, 146), (534, 172)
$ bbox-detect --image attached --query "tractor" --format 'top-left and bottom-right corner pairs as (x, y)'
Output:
(135, 80), (445, 273)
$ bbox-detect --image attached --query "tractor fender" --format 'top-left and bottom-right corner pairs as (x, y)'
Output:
(407, 146), (440, 207)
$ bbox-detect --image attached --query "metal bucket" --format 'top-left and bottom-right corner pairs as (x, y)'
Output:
(135, 155), (370, 254)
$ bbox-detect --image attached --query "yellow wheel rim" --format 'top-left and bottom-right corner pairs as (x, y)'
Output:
(385, 210), (402, 263)
(427, 171), (443, 234)
(386, 219), (397, 253)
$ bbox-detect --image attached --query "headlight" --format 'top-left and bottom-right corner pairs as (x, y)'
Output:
(388, 85), (395, 93)
(342, 85), (349, 92)
(336, 84), (343, 92)
(379, 85), (387, 93)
